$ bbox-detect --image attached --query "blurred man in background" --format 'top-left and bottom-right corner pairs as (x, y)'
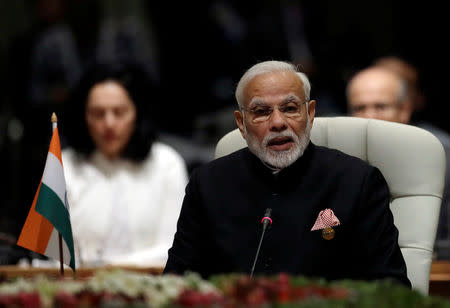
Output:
(346, 60), (450, 259)
(346, 66), (412, 124)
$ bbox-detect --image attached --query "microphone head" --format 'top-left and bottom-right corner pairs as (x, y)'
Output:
(261, 208), (273, 225)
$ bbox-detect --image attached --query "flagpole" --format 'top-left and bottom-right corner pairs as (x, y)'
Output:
(51, 112), (65, 277)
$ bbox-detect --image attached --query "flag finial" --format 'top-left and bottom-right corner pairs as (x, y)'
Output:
(51, 112), (58, 123)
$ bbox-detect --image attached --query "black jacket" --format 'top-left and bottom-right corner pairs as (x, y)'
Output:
(164, 142), (411, 288)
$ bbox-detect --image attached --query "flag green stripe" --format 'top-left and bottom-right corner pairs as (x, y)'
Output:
(35, 183), (76, 270)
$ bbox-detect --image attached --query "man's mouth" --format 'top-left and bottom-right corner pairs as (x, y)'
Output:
(103, 132), (117, 142)
(267, 136), (294, 151)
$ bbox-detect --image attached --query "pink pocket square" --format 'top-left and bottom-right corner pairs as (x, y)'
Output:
(311, 208), (341, 231)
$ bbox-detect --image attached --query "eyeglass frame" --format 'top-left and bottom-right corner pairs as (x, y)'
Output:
(239, 97), (310, 123)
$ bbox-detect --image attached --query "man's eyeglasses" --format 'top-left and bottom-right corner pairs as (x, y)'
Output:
(241, 101), (308, 123)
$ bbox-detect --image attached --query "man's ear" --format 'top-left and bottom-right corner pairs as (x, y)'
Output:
(234, 110), (246, 139)
(308, 100), (316, 127)
(398, 99), (413, 124)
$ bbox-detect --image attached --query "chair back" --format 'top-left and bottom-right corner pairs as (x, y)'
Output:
(214, 116), (446, 294)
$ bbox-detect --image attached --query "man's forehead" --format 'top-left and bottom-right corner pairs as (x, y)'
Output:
(244, 71), (303, 104)
(350, 69), (401, 94)
(248, 93), (302, 106)
(350, 80), (399, 104)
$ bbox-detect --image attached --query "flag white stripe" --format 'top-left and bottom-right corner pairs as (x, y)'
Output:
(41, 152), (66, 208)
(44, 228), (72, 266)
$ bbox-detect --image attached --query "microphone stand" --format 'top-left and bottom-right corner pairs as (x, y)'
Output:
(250, 208), (272, 278)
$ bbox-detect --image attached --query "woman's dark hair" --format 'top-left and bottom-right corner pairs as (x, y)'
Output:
(61, 61), (157, 162)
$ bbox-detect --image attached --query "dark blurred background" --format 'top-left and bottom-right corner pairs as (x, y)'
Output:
(0, 0), (448, 263)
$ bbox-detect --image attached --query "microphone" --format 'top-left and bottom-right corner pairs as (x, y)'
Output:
(261, 208), (273, 230)
(250, 208), (272, 278)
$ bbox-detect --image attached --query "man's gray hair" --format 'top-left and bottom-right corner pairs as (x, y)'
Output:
(235, 60), (311, 109)
(397, 79), (409, 104)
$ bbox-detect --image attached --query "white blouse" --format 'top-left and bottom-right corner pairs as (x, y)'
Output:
(62, 142), (188, 268)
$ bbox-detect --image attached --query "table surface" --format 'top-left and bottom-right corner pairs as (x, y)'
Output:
(430, 260), (450, 279)
(429, 260), (450, 298)
(0, 264), (164, 279)
(1, 261), (449, 297)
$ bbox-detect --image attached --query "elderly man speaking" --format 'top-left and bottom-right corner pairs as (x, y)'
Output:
(164, 60), (410, 288)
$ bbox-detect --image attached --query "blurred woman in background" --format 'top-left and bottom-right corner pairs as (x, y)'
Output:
(61, 62), (188, 268)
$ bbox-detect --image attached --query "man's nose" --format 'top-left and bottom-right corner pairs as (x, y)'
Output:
(104, 111), (116, 127)
(269, 108), (287, 132)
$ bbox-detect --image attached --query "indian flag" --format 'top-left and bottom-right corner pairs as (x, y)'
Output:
(17, 117), (75, 271)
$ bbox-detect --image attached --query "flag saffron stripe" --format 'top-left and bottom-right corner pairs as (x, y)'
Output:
(16, 182), (54, 254)
(48, 127), (62, 164)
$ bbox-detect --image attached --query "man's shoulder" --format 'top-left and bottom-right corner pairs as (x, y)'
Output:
(311, 143), (372, 170)
(307, 143), (380, 185)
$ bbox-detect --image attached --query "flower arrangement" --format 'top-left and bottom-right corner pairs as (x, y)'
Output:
(0, 269), (449, 308)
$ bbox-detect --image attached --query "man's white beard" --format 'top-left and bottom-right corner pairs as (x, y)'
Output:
(244, 120), (312, 169)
